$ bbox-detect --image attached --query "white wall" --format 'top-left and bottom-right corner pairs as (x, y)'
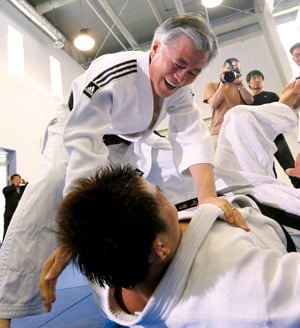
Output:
(0, 1), (84, 181)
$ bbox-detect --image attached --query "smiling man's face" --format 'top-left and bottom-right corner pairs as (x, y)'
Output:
(149, 35), (209, 98)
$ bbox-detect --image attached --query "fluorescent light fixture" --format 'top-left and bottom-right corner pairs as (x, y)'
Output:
(74, 29), (95, 51)
(202, 0), (223, 8)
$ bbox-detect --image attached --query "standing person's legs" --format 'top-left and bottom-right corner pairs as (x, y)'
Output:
(0, 107), (69, 321)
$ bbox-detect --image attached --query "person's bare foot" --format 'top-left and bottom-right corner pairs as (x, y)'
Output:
(279, 79), (300, 108)
(0, 319), (11, 328)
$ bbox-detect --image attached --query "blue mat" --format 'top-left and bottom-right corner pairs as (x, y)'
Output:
(11, 265), (103, 327)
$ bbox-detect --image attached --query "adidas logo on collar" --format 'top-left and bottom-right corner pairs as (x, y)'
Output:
(83, 59), (137, 98)
(83, 82), (99, 98)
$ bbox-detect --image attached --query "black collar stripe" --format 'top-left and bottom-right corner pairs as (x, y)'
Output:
(93, 59), (137, 83)
(95, 64), (137, 84)
(99, 69), (137, 88)
(83, 59), (137, 98)
(83, 69), (137, 98)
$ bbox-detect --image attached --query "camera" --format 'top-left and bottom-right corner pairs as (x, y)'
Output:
(224, 68), (240, 82)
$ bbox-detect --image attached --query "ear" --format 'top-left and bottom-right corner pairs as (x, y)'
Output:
(151, 238), (170, 261)
(150, 40), (160, 59)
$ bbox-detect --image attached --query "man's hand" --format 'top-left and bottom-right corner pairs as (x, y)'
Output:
(286, 153), (300, 178)
(198, 196), (250, 231)
(39, 246), (72, 312)
(189, 163), (250, 232)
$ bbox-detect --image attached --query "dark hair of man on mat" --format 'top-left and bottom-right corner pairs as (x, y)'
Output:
(56, 165), (167, 289)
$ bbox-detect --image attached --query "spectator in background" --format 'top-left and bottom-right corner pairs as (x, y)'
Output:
(246, 69), (279, 104)
(289, 43), (300, 145)
(203, 57), (253, 150)
(2, 174), (28, 240)
(246, 69), (300, 188)
(290, 42), (300, 79)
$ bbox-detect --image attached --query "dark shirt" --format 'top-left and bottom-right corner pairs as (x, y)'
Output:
(252, 91), (279, 105)
(2, 183), (27, 238)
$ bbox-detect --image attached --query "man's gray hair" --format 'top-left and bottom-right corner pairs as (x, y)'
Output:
(153, 13), (218, 64)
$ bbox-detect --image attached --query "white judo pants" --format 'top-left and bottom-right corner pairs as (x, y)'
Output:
(0, 105), (69, 318)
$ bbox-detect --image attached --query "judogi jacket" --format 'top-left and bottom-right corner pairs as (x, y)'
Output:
(91, 199), (300, 327)
(62, 50), (212, 195)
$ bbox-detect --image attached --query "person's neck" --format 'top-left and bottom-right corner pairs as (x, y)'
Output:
(118, 261), (169, 314)
(252, 88), (263, 96)
(116, 221), (189, 314)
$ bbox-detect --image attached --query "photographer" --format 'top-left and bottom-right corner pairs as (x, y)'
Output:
(2, 174), (28, 241)
(203, 57), (253, 150)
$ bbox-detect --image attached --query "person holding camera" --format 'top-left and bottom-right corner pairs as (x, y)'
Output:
(203, 57), (253, 150)
(2, 174), (28, 241)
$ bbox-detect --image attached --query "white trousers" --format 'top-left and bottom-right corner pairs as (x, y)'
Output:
(214, 102), (300, 215)
(0, 105), (70, 318)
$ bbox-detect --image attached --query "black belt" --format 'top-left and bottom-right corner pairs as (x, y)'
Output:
(175, 198), (198, 211)
(103, 134), (131, 146)
(68, 91), (161, 147)
(245, 194), (297, 252)
(246, 194), (300, 230)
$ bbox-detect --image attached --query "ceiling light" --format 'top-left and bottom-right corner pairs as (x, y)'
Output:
(201, 0), (223, 8)
(73, 29), (95, 51)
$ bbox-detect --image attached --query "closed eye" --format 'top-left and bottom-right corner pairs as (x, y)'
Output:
(174, 63), (200, 77)
(189, 70), (200, 77)
(175, 63), (185, 69)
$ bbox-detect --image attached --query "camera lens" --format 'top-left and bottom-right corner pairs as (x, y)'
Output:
(224, 71), (236, 82)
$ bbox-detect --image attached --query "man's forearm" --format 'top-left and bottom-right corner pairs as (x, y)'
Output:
(188, 163), (250, 231)
(236, 82), (253, 104)
(189, 163), (217, 201)
(208, 83), (226, 109)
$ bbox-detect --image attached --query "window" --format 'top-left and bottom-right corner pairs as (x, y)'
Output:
(8, 25), (24, 78)
(50, 55), (63, 99)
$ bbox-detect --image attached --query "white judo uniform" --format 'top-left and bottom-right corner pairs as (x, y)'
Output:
(0, 50), (212, 318)
(92, 198), (300, 328)
(214, 102), (300, 215)
(89, 102), (300, 327)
